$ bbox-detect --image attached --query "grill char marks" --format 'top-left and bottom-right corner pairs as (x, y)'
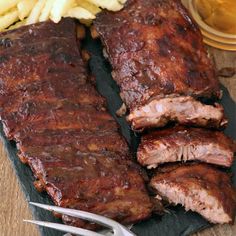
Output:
(138, 126), (236, 168)
(150, 163), (236, 224)
(95, 0), (220, 102)
(18, 130), (130, 156)
(0, 19), (153, 228)
(2, 104), (118, 139)
(94, 0), (225, 130)
(0, 82), (107, 113)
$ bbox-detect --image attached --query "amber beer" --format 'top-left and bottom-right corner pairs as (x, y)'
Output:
(195, 0), (236, 34)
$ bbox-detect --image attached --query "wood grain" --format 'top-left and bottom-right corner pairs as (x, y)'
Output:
(0, 144), (39, 236)
(0, 26), (235, 236)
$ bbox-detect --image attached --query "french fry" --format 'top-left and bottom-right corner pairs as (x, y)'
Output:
(77, 0), (101, 15)
(0, 0), (127, 32)
(118, 0), (127, 4)
(26, 0), (47, 25)
(65, 6), (95, 20)
(39, 0), (55, 22)
(86, 0), (123, 11)
(50, 0), (76, 23)
(0, 0), (21, 15)
(8, 19), (26, 30)
(0, 8), (19, 31)
(17, 0), (37, 20)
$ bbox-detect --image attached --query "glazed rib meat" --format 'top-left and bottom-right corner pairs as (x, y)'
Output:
(138, 126), (236, 168)
(150, 163), (236, 224)
(0, 19), (153, 228)
(94, 0), (227, 130)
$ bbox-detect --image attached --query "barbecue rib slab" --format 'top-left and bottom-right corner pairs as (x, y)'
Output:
(94, 0), (227, 130)
(150, 163), (236, 224)
(138, 126), (236, 168)
(0, 19), (153, 228)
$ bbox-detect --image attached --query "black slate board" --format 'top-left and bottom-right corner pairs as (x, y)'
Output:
(0, 32), (235, 236)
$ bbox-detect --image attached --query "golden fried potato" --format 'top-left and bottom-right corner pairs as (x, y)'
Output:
(26, 0), (47, 25)
(87, 0), (123, 11)
(66, 6), (95, 20)
(39, 0), (55, 22)
(0, 0), (127, 32)
(50, 0), (76, 23)
(0, 0), (21, 15)
(17, 0), (37, 20)
(8, 19), (26, 30)
(77, 0), (101, 15)
(0, 8), (19, 31)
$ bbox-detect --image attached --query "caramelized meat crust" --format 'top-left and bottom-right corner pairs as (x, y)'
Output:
(95, 0), (220, 106)
(138, 126), (235, 168)
(150, 163), (236, 224)
(94, 0), (224, 130)
(18, 130), (130, 155)
(0, 19), (152, 227)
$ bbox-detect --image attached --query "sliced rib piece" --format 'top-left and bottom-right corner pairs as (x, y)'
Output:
(150, 163), (236, 224)
(138, 126), (235, 168)
(0, 19), (153, 228)
(94, 0), (226, 130)
(127, 96), (227, 130)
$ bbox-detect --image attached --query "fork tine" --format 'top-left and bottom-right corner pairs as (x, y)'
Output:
(24, 220), (103, 236)
(29, 202), (118, 228)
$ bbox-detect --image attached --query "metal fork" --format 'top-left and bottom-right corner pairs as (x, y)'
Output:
(24, 202), (136, 236)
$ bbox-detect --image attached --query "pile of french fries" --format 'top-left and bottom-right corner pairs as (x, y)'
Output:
(0, 0), (126, 31)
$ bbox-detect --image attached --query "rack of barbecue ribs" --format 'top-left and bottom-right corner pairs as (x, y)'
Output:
(0, 18), (153, 228)
(150, 163), (236, 224)
(94, 0), (236, 225)
(94, 0), (227, 130)
(137, 126), (236, 168)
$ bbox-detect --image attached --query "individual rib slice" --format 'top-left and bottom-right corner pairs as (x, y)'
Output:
(127, 96), (227, 130)
(0, 19), (153, 228)
(150, 163), (236, 224)
(138, 126), (235, 168)
(94, 0), (226, 130)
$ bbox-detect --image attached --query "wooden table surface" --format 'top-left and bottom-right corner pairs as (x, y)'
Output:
(0, 27), (236, 236)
